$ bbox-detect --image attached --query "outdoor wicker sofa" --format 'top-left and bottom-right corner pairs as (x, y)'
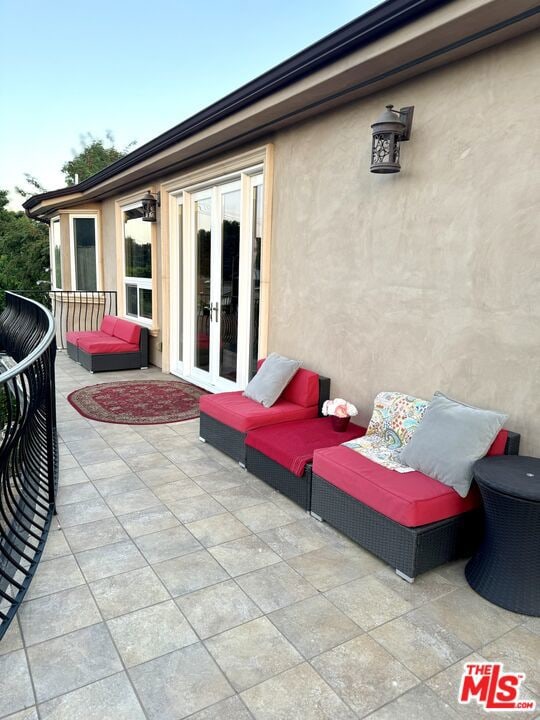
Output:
(199, 362), (330, 465)
(66, 315), (149, 373)
(310, 429), (521, 581)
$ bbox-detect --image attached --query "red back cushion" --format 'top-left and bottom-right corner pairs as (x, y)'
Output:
(114, 318), (141, 345)
(282, 368), (319, 407)
(254, 358), (318, 408)
(100, 315), (118, 336)
(487, 429), (508, 456)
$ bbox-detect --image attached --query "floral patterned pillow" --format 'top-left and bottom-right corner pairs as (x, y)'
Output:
(343, 391), (429, 472)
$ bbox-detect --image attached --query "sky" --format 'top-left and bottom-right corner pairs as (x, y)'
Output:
(0, 0), (380, 210)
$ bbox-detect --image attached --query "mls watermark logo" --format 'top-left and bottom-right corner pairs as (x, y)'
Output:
(459, 662), (536, 712)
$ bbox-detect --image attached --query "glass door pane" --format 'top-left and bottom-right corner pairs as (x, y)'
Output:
(126, 285), (138, 315)
(139, 288), (152, 319)
(219, 189), (240, 382)
(73, 217), (97, 291)
(124, 212), (151, 278)
(52, 219), (62, 288)
(178, 202), (184, 363)
(194, 196), (212, 372)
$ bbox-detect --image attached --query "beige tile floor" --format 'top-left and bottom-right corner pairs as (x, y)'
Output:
(0, 352), (538, 719)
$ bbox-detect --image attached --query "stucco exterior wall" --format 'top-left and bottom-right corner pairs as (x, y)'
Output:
(269, 30), (540, 455)
(100, 194), (163, 367)
(100, 199), (118, 291)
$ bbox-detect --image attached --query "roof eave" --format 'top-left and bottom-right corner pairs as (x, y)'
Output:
(23, 0), (451, 215)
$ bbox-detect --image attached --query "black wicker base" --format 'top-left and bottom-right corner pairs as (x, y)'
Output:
(78, 349), (146, 372)
(246, 445), (311, 510)
(311, 473), (483, 578)
(199, 413), (247, 464)
(66, 341), (78, 362)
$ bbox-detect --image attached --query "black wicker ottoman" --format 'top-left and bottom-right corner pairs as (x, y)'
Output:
(466, 456), (540, 616)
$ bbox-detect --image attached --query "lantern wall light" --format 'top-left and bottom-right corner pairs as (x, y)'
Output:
(370, 104), (414, 174)
(141, 190), (160, 222)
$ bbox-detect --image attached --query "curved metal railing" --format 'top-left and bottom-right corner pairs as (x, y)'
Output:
(0, 292), (58, 640)
(4, 290), (118, 350)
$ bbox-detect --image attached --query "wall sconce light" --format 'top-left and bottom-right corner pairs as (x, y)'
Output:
(370, 104), (414, 174)
(141, 190), (159, 222)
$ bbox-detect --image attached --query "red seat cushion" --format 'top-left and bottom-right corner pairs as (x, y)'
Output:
(313, 445), (481, 527)
(66, 330), (89, 345)
(100, 315), (118, 336)
(200, 391), (318, 433)
(66, 330), (110, 346)
(246, 417), (366, 476)
(114, 318), (141, 345)
(77, 336), (139, 355)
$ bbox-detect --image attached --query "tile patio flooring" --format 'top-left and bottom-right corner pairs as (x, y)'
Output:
(0, 352), (538, 719)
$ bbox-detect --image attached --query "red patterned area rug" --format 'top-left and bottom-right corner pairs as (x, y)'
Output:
(68, 380), (207, 425)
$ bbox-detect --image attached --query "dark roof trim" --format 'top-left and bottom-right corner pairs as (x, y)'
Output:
(24, 0), (451, 211)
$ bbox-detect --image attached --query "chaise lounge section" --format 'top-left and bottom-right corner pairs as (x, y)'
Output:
(245, 416), (365, 510)
(66, 315), (149, 373)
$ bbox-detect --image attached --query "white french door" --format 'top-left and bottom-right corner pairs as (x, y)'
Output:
(190, 180), (240, 391)
(171, 171), (263, 393)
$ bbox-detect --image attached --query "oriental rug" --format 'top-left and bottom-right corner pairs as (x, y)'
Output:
(68, 380), (206, 425)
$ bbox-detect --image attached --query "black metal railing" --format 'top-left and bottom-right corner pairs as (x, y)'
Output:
(0, 292), (57, 640)
(8, 290), (117, 350)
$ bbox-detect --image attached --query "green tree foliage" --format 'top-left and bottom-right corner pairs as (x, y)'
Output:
(0, 190), (49, 294)
(14, 173), (47, 199)
(61, 131), (135, 185)
(15, 131), (136, 197)
(3, 132), (135, 303)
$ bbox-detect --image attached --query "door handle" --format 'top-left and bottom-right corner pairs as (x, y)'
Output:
(207, 302), (219, 322)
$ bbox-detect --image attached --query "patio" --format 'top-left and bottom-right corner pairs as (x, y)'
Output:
(0, 352), (538, 719)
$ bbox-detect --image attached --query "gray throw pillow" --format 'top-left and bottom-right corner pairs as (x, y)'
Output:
(400, 391), (508, 497)
(243, 353), (301, 408)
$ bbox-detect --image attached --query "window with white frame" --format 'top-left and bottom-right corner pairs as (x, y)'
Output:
(123, 206), (152, 321)
(50, 217), (62, 289)
(70, 215), (98, 290)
